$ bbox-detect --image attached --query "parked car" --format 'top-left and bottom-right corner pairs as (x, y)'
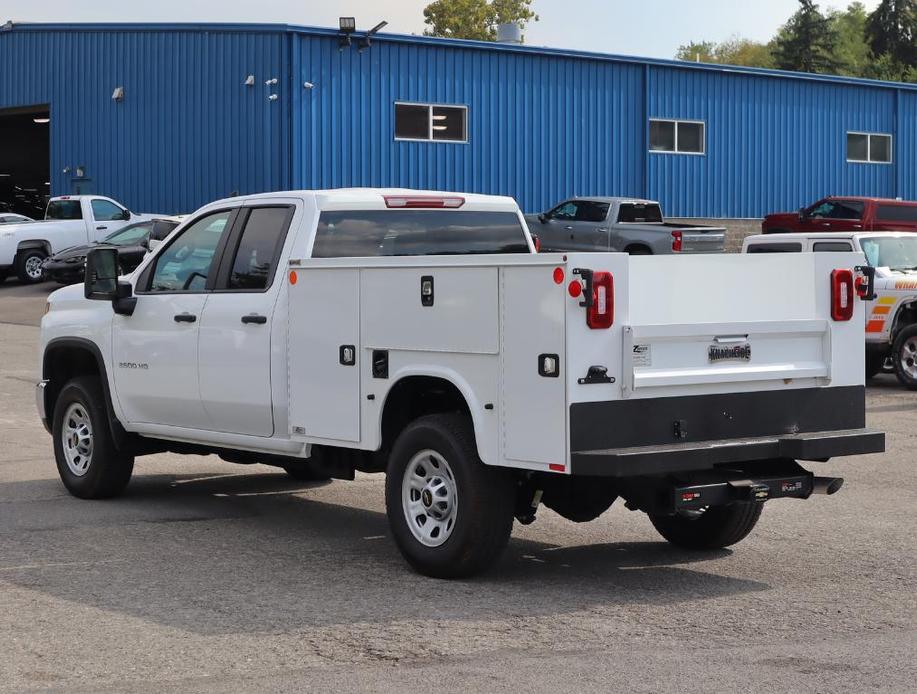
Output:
(42, 217), (181, 284)
(37, 188), (882, 578)
(743, 230), (917, 388)
(0, 195), (158, 284)
(0, 213), (34, 225)
(525, 197), (726, 254)
(762, 196), (917, 235)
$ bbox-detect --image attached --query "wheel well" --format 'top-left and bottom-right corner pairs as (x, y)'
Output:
(43, 345), (101, 419)
(892, 301), (917, 339)
(16, 239), (51, 256)
(624, 244), (652, 255)
(380, 376), (472, 454)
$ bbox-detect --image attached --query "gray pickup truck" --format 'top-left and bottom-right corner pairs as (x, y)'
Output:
(526, 197), (726, 254)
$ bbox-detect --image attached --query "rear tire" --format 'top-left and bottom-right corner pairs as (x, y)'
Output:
(282, 462), (331, 482)
(385, 414), (514, 578)
(52, 376), (134, 499)
(892, 325), (917, 390)
(625, 245), (652, 256)
(0, 269), (8, 283)
(16, 248), (47, 284)
(649, 502), (763, 550)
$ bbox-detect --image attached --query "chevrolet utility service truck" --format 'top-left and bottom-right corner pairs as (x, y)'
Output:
(37, 189), (884, 578)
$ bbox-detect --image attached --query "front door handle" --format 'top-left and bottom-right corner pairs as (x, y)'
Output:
(241, 314), (268, 325)
(96, 225), (108, 230)
(564, 225), (573, 231)
(597, 227), (608, 232)
(174, 313), (197, 323)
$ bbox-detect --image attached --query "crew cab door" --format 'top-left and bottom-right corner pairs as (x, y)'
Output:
(89, 198), (133, 242)
(801, 199), (864, 232)
(112, 208), (238, 429)
(538, 201), (610, 251)
(197, 202), (297, 437)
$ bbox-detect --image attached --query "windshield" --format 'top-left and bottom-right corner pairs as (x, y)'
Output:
(860, 236), (917, 271)
(103, 222), (151, 245)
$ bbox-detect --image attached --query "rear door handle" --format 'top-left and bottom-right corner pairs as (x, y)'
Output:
(241, 314), (268, 325)
(174, 313), (197, 323)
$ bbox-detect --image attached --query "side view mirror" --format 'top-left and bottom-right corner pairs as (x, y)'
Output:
(798, 207), (807, 222)
(538, 213), (547, 223)
(85, 248), (136, 316)
(122, 209), (132, 221)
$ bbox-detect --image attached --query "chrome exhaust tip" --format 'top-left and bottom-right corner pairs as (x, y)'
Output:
(812, 476), (844, 495)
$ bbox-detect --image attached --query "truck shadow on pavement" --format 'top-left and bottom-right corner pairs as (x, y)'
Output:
(0, 470), (770, 635)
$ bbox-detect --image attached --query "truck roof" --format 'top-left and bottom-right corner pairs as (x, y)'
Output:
(744, 231), (917, 245)
(210, 188), (522, 213)
(822, 196), (917, 206)
(566, 196), (659, 206)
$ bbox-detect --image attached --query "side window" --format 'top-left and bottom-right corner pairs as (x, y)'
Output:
(618, 203), (664, 223)
(225, 206), (293, 290)
(813, 241), (854, 252)
(808, 201), (835, 218)
(46, 200), (83, 220)
(550, 202), (579, 220)
(91, 199), (127, 221)
(746, 243), (802, 253)
(146, 210), (233, 292)
(877, 205), (917, 223)
(575, 202), (610, 223)
(826, 201), (864, 219)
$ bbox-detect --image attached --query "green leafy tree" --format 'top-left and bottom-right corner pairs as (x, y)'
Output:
(865, 0), (917, 80)
(423, 0), (538, 42)
(676, 37), (773, 68)
(772, 0), (842, 74)
(828, 2), (871, 75)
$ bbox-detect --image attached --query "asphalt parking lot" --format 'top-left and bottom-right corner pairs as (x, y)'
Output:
(0, 279), (915, 693)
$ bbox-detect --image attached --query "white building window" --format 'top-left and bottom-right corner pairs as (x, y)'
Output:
(649, 119), (705, 155)
(847, 132), (892, 164)
(395, 102), (468, 143)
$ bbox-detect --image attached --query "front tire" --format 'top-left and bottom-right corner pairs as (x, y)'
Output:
(385, 414), (514, 578)
(15, 248), (47, 284)
(649, 502), (763, 550)
(52, 377), (134, 499)
(893, 325), (917, 389)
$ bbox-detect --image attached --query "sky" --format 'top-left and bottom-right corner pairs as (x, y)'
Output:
(0, 0), (882, 60)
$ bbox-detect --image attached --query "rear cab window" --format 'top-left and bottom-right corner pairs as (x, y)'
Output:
(311, 210), (531, 258)
(876, 204), (917, 223)
(812, 241), (854, 252)
(617, 203), (663, 223)
(46, 199), (83, 220)
(745, 242), (803, 253)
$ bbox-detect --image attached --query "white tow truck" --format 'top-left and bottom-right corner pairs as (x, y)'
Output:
(743, 231), (917, 388)
(0, 195), (154, 283)
(37, 189), (884, 578)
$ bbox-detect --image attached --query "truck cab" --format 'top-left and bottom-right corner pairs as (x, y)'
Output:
(762, 197), (917, 235)
(0, 195), (149, 283)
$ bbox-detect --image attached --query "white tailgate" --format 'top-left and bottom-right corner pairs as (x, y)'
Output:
(622, 253), (864, 397)
(288, 268), (361, 442)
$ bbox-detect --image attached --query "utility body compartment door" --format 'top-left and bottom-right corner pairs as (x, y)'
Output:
(288, 268), (361, 442)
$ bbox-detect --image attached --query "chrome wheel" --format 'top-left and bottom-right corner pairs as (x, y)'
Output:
(61, 403), (93, 476)
(25, 255), (44, 280)
(402, 449), (458, 548)
(899, 338), (917, 379)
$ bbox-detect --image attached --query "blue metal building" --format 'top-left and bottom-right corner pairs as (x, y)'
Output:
(1, 21), (915, 218)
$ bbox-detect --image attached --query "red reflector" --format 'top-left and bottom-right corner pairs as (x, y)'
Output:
(548, 463), (566, 472)
(289, 270), (298, 285)
(831, 269), (854, 321)
(553, 267), (564, 284)
(854, 275), (868, 299)
(587, 271), (614, 329)
(568, 280), (582, 298)
(533, 235), (541, 253)
(383, 195), (464, 209)
(671, 230), (683, 252)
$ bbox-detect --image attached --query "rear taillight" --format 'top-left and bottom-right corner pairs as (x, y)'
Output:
(587, 271), (614, 329)
(671, 230), (683, 252)
(831, 269), (854, 321)
(533, 235), (541, 253)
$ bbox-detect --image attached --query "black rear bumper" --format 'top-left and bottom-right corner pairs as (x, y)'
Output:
(569, 386), (884, 477)
(571, 428), (885, 477)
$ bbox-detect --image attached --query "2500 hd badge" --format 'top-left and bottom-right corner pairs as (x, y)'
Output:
(118, 361), (149, 370)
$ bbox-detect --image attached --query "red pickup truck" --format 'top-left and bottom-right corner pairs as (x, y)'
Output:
(762, 197), (917, 234)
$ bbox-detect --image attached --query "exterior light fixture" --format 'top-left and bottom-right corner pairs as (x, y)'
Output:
(76, 166), (85, 178)
(268, 94), (279, 101)
(33, 116), (50, 124)
(243, 74), (255, 86)
(359, 20), (388, 51)
(111, 86), (124, 101)
(339, 16), (356, 48)
(303, 81), (315, 89)
(265, 78), (278, 85)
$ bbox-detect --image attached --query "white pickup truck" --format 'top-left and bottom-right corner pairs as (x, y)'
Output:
(0, 195), (152, 283)
(37, 189), (884, 578)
